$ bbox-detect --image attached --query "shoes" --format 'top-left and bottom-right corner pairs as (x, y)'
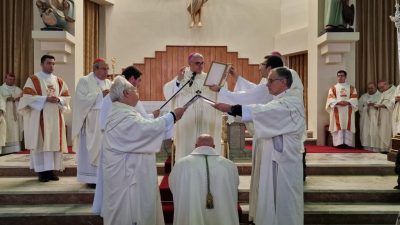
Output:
(86, 183), (96, 189)
(37, 171), (59, 182)
(47, 171), (59, 181)
(38, 172), (49, 182)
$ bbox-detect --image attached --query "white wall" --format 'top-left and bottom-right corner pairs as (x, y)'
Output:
(103, 0), (281, 71)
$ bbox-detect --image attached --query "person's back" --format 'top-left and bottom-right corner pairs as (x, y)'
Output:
(169, 136), (239, 225)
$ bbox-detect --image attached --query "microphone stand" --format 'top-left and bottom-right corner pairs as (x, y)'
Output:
(159, 73), (196, 110)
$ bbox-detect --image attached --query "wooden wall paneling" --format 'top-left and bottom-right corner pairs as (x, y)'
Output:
(173, 47), (180, 81)
(160, 51), (167, 100)
(143, 58), (152, 100)
(152, 52), (163, 100)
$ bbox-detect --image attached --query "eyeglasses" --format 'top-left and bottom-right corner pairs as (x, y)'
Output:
(99, 67), (109, 70)
(267, 78), (284, 84)
(193, 62), (205, 65)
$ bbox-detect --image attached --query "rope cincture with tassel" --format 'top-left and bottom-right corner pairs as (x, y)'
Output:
(205, 155), (214, 209)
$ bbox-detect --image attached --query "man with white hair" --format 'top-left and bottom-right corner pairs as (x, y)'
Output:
(99, 65), (160, 131)
(169, 134), (239, 225)
(163, 52), (222, 161)
(72, 58), (111, 187)
(95, 76), (186, 225)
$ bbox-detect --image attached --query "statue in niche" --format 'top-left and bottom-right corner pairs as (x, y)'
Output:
(324, 0), (354, 32)
(36, 0), (75, 31)
(187, 0), (208, 27)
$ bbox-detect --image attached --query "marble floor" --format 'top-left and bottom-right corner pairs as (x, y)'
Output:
(0, 152), (393, 168)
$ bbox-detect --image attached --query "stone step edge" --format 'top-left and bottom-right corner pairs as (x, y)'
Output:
(0, 203), (399, 216)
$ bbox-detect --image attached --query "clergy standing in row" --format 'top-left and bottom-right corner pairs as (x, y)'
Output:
(392, 84), (400, 136)
(97, 76), (186, 225)
(325, 70), (358, 148)
(214, 67), (305, 225)
(0, 73), (23, 154)
(358, 82), (380, 150)
(371, 80), (396, 152)
(169, 134), (239, 225)
(72, 58), (111, 187)
(18, 55), (71, 182)
(163, 52), (221, 161)
(0, 96), (6, 154)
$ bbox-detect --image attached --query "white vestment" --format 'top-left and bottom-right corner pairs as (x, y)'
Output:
(371, 85), (396, 152)
(391, 85), (400, 135)
(99, 95), (153, 131)
(163, 69), (222, 161)
(0, 97), (6, 153)
(358, 91), (381, 149)
(18, 72), (70, 172)
(218, 69), (305, 222)
(72, 72), (111, 183)
(169, 146), (239, 225)
(241, 91), (305, 225)
(326, 83), (358, 147)
(94, 101), (173, 225)
(0, 84), (23, 153)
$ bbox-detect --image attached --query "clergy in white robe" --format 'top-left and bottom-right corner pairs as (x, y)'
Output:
(18, 55), (70, 182)
(358, 83), (380, 150)
(72, 58), (112, 185)
(169, 134), (239, 225)
(95, 76), (185, 225)
(212, 56), (305, 222)
(0, 73), (23, 154)
(325, 70), (358, 148)
(214, 67), (305, 225)
(391, 84), (400, 136)
(99, 66), (159, 131)
(370, 81), (396, 152)
(163, 52), (222, 161)
(0, 96), (6, 153)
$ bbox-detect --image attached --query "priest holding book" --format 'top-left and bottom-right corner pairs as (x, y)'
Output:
(163, 52), (222, 161)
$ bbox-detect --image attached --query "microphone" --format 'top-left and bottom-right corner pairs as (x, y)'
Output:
(189, 72), (196, 87)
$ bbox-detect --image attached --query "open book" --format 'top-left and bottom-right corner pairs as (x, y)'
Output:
(183, 94), (216, 108)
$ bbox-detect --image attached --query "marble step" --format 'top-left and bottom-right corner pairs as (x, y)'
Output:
(0, 203), (398, 225)
(0, 153), (395, 176)
(1, 175), (398, 205)
(238, 175), (400, 203)
(239, 203), (400, 224)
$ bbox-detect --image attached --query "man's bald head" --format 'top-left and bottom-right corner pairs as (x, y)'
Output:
(195, 134), (215, 148)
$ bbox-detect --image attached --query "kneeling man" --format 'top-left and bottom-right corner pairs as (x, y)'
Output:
(169, 134), (240, 225)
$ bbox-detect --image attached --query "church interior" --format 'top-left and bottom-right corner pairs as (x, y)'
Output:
(0, 0), (400, 224)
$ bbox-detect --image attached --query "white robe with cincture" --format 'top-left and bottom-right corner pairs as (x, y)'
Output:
(0, 84), (23, 154)
(18, 72), (70, 172)
(72, 72), (111, 183)
(371, 85), (396, 152)
(325, 83), (358, 147)
(163, 69), (222, 161)
(358, 91), (381, 149)
(218, 69), (304, 222)
(242, 91), (305, 225)
(0, 96), (6, 153)
(169, 146), (239, 225)
(94, 101), (173, 225)
(391, 85), (400, 136)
